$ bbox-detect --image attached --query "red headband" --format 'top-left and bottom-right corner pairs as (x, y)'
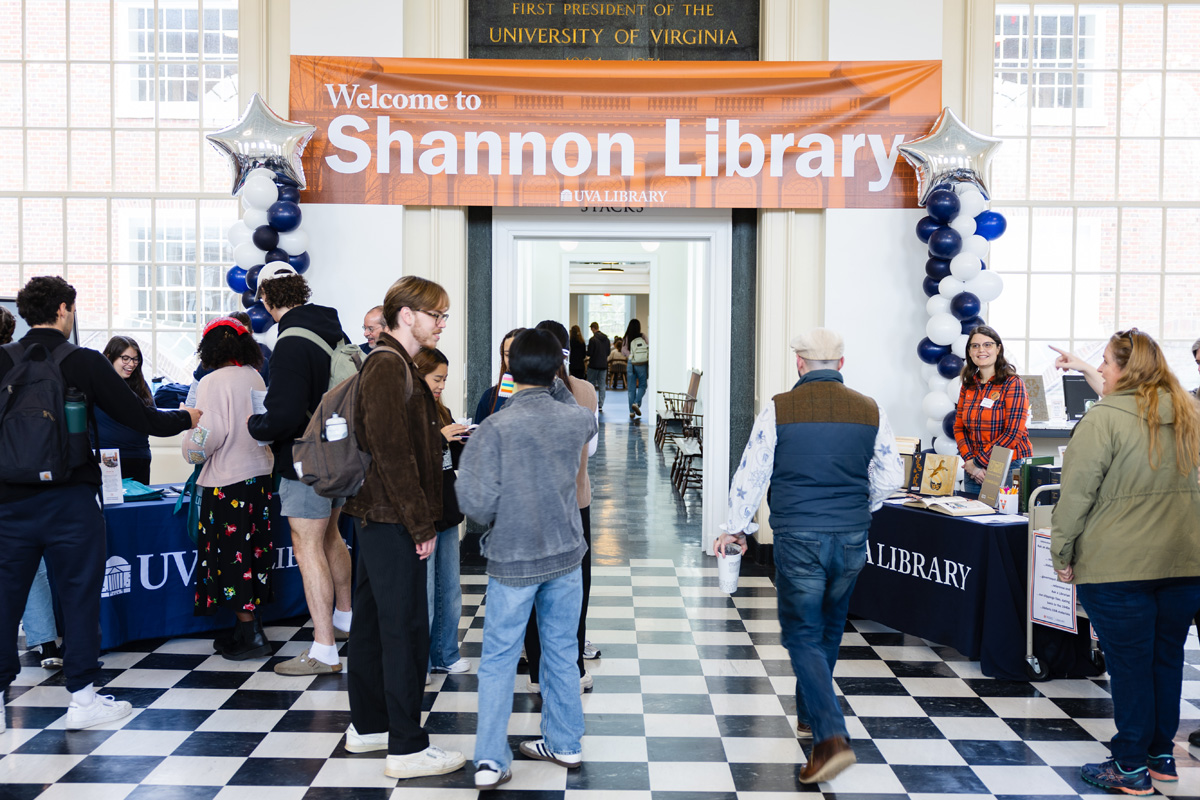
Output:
(202, 316), (250, 337)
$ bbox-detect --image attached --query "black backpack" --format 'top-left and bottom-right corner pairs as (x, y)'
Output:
(0, 341), (92, 484)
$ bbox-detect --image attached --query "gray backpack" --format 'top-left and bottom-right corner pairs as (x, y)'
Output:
(276, 327), (363, 393)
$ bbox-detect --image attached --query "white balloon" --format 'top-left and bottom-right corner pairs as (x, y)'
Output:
(242, 207), (269, 230)
(951, 333), (970, 358)
(928, 373), (950, 393)
(939, 276), (967, 298)
(922, 390), (954, 420)
(233, 241), (266, 269)
(949, 214), (977, 237)
(920, 362), (938, 381)
(926, 294), (951, 317)
(950, 252), (983, 281)
(954, 182), (981, 196)
(227, 221), (252, 248)
(963, 234), (990, 258)
(277, 228), (310, 256)
(947, 376), (963, 401)
(958, 191), (988, 219)
(927, 416), (946, 438)
(934, 435), (959, 456)
(241, 174), (279, 211)
(965, 270), (1004, 302)
(927, 312), (961, 346)
(247, 167), (278, 183)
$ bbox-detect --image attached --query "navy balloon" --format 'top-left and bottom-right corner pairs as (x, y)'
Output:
(246, 301), (274, 334)
(273, 174), (298, 187)
(277, 185), (300, 204)
(916, 216), (940, 243)
(927, 189), (961, 224)
(937, 352), (964, 379)
(252, 225), (279, 252)
(928, 227), (963, 259)
(960, 314), (986, 334)
(267, 201), (302, 232)
(950, 291), (982, 320)
(922, 275), (940, 297)
(225, 265), (248, 294)
(265, 248), (289, 263)
(974, 210), (1008, 241)
(925, 257), (952, 281)
(942, 410), (957, 439)
(918, 337), (951, 365)
(240, 289), (256, 309)
(244, 264), (263, 293)
(288, 251), (311, 274)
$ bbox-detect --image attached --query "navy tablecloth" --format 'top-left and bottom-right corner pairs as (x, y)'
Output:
(849, 504), (1029, 679)
(99, 490), (309, 650)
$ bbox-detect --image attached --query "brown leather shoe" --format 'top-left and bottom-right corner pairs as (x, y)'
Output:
(799, 736), (856, 784)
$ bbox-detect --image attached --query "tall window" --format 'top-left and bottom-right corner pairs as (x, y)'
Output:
(988, 2), (1200, 407)
(584, 294), (630, 341)
(0, 0), (242, 382)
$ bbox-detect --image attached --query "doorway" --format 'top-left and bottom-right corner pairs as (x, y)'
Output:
(490, 209), (732, 551)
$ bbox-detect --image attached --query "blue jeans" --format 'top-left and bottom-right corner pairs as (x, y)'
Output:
(426, 525), (463, 669)
(22, 559), (58, 648)
(774, 529), (869, 744)
(474, 568), (584, 770)
(627, 364), (648, 409)
(1077, 577), (1200, 769)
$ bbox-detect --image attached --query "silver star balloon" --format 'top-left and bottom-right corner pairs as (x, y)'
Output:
(898, 107), (1003, 206)
(206, 93), (317, 195)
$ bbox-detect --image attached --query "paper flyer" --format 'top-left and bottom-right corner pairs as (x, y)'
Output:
(100, 448), (124, 505)
(1029, 530), (1077, 633)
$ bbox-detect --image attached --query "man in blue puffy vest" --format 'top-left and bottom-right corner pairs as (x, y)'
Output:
(718, 327), (904, 786)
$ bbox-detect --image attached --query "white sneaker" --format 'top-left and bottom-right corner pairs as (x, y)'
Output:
(384, 745), (466, 779)
(65, 694), (132, 730)
(344, 722), (388, 753)
(527, 671), (592, 695)
(582, 640), (601, 660)
(435, 657), (471, 674)
(518, 737), (582, 768)
(474, 763), (512, 788)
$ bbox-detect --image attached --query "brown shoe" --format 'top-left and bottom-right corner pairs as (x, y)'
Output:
(799, 736), (856, 784)
(274, 650), (343, 676)
(796, 721), (813, 739)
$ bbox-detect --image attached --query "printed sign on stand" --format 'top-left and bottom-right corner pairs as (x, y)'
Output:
(99, 448), (124, 505)
(1029, 529), (1076, 633)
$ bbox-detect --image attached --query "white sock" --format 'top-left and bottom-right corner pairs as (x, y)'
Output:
(71, 684), (96, 706)
(332, 608), (352, 632)
(309, 641), (340, 666)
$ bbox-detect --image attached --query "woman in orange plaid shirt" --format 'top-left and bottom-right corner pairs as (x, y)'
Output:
(954, 324), (1033, 494)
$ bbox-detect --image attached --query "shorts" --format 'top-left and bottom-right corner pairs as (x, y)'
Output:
(279, 476), (347, 520)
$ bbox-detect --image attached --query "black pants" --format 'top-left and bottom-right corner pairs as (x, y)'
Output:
(526, 505), (591, 682)
(0, 483), (105, 693)
(347, 516), (430, 756)
(121, 457), (152, 485)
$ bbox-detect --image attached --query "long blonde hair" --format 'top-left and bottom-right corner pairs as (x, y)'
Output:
(1108, 328), (1200, 473)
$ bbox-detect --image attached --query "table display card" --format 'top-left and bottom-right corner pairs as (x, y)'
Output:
(99, 448), (124, 505)
(1029, 529), (1077, 633)
(978, 445), (1014, 507)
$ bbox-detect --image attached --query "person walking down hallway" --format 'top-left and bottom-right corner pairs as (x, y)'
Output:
(586, 321), (609, 411)
(623, 319), (648, 419)
(717, 327), (904, 786)
(569, 325), (587, 381)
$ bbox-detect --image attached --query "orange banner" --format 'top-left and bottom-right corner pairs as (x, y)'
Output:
(289, 57), (941, 209)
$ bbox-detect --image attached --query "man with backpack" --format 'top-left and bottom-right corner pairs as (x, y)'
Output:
(339, 275), (466, 779)
(0, 276), (198, 731)
(247, 264), (358, 676)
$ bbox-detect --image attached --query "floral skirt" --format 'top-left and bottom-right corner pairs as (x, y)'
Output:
(194, 476), (274, 615)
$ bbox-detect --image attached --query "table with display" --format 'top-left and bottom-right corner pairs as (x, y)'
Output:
(849, 503), (1029, 679)
(99, 489), (309, 650)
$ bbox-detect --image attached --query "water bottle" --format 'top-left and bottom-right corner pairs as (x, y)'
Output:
(325, 412), (348, 442)
(64, 388), (87, 434)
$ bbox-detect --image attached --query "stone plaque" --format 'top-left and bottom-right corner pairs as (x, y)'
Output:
(469, 1), (759, 61)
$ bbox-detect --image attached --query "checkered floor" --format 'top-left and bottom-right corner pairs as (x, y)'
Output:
(5, 418), (1200, 799)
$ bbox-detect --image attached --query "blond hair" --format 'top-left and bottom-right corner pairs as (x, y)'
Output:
(1109, 328), (1200, 473)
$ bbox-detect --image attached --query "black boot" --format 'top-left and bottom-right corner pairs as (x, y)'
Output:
(213, 628), (236, 653)
(218, 617), (271, 661)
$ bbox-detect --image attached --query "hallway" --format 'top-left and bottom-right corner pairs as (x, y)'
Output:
(2, 417), (1198, 798)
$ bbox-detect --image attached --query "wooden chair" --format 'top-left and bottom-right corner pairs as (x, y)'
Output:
(670, 414), (703, 495)
(654, 369), (703, 451)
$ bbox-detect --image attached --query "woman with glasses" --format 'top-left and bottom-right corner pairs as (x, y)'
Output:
(1051, 329), (1200, 794)
(953, 325), (1032, 494)
(95, 336), (156, 483)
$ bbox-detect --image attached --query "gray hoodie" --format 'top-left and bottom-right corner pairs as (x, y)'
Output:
(456, 379), (599, 586)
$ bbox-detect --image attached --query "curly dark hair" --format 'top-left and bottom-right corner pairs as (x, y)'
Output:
(102, 336), (154, 406)
(0, 306), (14, 345)
(259, 273), (311, 310)
(16, 276), (76, 327)
(197, 323), (264, 371)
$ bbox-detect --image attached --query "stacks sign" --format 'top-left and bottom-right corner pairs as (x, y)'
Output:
(206, 94), (317, 334)
(900, 108), (1008, 458)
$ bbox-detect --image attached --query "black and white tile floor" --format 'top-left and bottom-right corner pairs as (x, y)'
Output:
(4, 417), (1200, 799)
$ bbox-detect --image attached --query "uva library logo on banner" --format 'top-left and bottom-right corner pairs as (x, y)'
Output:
(101, 548), (301, 599)
(289, 57), (941, 209)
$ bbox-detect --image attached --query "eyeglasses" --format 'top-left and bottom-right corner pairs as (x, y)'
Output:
(968, 342), (997, 352)
(417, 309), (451, 325)
(117, 355), (140, 365)
(362, 323), (382, 333)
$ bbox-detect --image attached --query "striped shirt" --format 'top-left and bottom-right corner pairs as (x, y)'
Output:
(954, 372), (1033, 468)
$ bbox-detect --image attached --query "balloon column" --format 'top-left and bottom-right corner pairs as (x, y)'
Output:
(899, 108), (1007, 459)
(206, 94), (317, 334)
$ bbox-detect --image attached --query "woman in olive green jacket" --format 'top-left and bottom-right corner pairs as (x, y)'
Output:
(1051, 329), (1200, 795)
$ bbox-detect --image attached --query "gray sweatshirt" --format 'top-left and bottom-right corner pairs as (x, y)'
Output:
(456, 379), (599, 586)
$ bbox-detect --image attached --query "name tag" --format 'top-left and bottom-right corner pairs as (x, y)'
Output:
(981, 398), (995, 409)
